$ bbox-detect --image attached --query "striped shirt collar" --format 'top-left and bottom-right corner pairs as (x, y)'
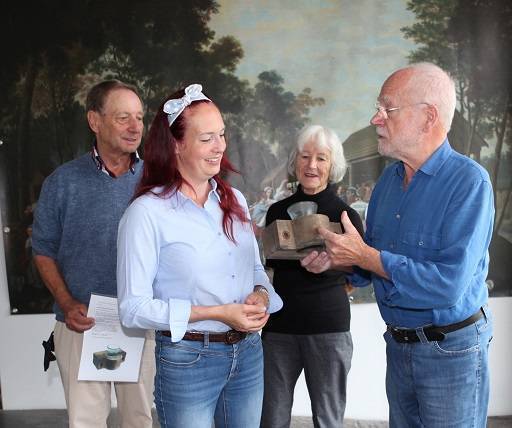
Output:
(91, 141), (140, 177)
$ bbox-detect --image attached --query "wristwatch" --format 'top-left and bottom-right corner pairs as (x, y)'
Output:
(253, 285), (270, 306)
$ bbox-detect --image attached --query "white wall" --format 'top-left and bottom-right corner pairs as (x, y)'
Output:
(1, 211), (511, 416)
(291, 298), (512, 419)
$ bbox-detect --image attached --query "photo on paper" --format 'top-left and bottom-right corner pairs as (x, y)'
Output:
(92, 345), (127, 371)
(78, 294), (145, 382)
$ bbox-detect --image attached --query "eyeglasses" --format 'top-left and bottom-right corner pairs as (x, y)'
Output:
(374, 101), (430, 120)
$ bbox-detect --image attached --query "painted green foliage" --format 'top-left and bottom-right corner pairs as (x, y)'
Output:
(402, 0), (511, 221)
(0, 1), (324, 220)
(402, 0), (512, 296)
(0, 1), (324, 313)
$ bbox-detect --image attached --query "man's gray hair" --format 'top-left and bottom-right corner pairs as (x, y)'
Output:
(86, 80), (141, 113)
(287, 125), (347, 183)
(400, 62), (457, 132)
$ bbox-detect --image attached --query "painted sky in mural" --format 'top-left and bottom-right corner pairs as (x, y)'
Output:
(211, 0), (416, 143)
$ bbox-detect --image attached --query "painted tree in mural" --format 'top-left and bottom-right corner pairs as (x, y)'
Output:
(402, 0), (512, 296)
(402, 0), (512, 224)
(0, 1), (231, 221)
(448, 0), (512, 233)
(1, 0), (324, 215)
(226, 71), (324, 196)
(0, 0), (324, 313)
(0, 2), (97, 219)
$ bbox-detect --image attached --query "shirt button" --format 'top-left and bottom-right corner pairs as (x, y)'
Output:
(419, 241), (424, 246)
(231, 274), (235, 279)
(390, 243), (394, 249)
(396, 214), (400, 219)
(218, 232), (222, 236)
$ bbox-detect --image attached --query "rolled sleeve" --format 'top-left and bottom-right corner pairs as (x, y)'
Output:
(379, 250), (406, 304)
(255, 282), (283, 313)
(253, 235), (283, 313)
(242, 189), (283, 314)
(346, 267), (372, 288)
(168, 298), (191, 342)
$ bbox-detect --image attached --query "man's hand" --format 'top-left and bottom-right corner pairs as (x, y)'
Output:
(62, 298), (95, 333)
(318, 211), (367, 267)
(300, 211), (364, 273)
(313, 211), (388, 278)
(34, 255), (96, 332)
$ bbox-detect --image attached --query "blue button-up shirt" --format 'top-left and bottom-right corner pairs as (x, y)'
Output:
(117, 180), (283, 341)
(352, 140), (494, 328)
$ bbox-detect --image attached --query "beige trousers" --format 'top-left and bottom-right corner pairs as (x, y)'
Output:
(54, 321), (155, 428)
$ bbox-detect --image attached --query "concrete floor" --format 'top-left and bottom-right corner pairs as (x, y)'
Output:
(0, 409), (511, 427)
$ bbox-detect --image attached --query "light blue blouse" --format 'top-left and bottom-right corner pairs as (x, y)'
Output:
(117, 180), (283, 341)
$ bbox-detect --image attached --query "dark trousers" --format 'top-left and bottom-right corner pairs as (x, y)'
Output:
(261, 331), (353, 428)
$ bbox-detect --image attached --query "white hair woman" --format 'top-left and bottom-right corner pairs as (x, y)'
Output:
(260, 125), (364, 427)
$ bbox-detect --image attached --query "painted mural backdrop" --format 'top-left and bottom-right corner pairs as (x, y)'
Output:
(1, 0), (510, 313)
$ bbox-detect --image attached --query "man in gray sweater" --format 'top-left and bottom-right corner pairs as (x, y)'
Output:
(32, 80), (155, 428)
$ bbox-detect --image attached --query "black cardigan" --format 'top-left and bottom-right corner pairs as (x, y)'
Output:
(263, 184), (365, 334)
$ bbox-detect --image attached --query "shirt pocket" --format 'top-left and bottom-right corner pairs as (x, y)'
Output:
(400, 231), (442, 260)
(368, 225), (385, 248)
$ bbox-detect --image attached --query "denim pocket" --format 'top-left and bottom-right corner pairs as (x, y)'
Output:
(432, 324), (480, 355)
(247, 332), (262, 348)
(476, 306), (493, 335)
(159, 342), (202, 367)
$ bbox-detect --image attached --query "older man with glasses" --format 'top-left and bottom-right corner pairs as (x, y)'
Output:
(32, 80), (155, 428)
(302, 62), (494, 428)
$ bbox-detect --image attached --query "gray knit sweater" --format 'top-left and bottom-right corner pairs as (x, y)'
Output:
(32, 153), (142, 322)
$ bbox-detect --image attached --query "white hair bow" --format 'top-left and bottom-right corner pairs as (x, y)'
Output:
(163, 84), (210, 126)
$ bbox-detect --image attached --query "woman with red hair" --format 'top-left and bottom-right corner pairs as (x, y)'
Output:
(116, 84), (282, 428)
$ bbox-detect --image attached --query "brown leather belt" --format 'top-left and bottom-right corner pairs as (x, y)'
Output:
(159, 330), (247, 344)
(387, 308), (484, 343)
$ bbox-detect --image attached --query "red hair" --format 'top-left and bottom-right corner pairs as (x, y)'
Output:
(134, 88), (248, 242)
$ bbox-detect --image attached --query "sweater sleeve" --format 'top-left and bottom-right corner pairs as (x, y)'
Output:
(32, 172), (62, 259)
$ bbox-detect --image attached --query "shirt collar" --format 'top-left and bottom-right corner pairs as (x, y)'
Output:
(91, 141), (140, 177)
(175, 178), (222, 205)
(395, 139), (452, 178)
(418, 139), (452, 176)
(209, 178), (222, 202)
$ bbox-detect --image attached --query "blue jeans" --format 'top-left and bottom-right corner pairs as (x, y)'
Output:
(385, 306), (493, 428)
(154, 331), (264, 428)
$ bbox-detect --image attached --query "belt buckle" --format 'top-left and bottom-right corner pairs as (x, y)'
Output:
(225, 330), (243, 344)
(389, 326), (413, 343)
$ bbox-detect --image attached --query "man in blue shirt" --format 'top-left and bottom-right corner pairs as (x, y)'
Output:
(302, 62), (494, 427)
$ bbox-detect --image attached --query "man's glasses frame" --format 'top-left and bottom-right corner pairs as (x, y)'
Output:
(374, 101), (431, 120)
